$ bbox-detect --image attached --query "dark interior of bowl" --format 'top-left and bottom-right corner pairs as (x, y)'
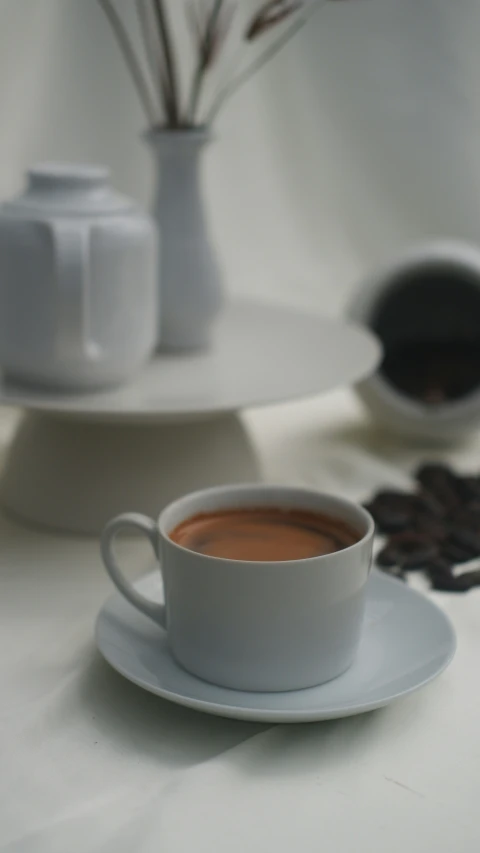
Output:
(370, 262), (480, 405)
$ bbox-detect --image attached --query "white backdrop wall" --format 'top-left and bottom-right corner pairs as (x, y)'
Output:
(0, 0), (479, 314)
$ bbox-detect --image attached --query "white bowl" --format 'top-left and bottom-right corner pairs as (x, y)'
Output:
(349, 240), (480, 440)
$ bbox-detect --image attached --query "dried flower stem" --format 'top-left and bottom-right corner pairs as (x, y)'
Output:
(188, 0), (225, 125)
(98, 0), (158, 125)
(246, 1), (302, 42)
(206, 0), (325, 123)
(152, 0), (181, 125)
(206, 20), (304, 122)
(136, 0), (173, 124)
(135, 0), (162, 117)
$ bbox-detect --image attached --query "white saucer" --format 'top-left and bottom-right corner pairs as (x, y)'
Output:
(96, 571), (456, 723)
(0, 299), (380, 423)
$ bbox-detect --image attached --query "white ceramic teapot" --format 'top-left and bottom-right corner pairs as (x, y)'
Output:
(0, 163), (157, 391)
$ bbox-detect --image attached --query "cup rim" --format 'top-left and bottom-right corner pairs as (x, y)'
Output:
(158, 483), (375, 565)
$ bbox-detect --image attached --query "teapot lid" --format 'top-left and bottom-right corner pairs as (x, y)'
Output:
(5, 162), (137, 216)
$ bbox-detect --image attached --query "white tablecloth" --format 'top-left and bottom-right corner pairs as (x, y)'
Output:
(2, 393), (480, 852)
(1, 0), (480, 847)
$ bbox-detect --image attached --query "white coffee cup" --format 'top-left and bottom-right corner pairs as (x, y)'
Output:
(100, 485), (374, 692)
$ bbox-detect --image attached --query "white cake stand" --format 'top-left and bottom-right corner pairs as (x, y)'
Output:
(0, 300), (380, 534)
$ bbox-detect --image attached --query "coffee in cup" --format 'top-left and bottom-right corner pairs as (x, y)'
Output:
(101, 485), (374, 692)
(169, 507), (360, 562)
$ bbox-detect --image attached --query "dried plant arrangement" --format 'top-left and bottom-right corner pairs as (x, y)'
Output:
(98, 1), (350, 128)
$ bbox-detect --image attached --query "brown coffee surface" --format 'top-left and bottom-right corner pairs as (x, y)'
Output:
(169, 507), (359, 562)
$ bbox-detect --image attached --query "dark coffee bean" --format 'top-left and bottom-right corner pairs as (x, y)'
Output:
(425, 557), (453, 580)
(368, 490), (416, 511)
(426, 482), (461, 512)
(376, 544), (398, 567)
(416, 489), (447, 519)
(413, 512), (448, 542)
(430, 564), (480, 591)
(450, 527), (480, 556)
(430, 574), (470, 593)
(426, 558), (466, 591)
(457, 476), (480, 503)
(451, 504), (480, 531)
(364, 506), (410, 534)
(415, 463), (445, 480)
(415, 464), (462, 511)
(441, 540), (476, 565)
(388, 532), (438, 569)
(455, 569), (480, 590)
(365, 490), (416, 534)
(416, 463), (455, 487)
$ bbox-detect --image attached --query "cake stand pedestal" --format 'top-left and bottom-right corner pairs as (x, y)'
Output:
(0, 300), (380, 534)
(1, 413), (259, 534)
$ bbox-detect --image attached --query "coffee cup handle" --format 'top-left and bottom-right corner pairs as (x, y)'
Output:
(100, 513), (167, 628)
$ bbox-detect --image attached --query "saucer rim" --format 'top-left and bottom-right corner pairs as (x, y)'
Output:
(95, 571), (457, 723)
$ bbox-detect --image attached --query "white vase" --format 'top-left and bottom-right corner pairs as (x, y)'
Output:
(0, 163), (157, 391)
(146, 129), (225, 350)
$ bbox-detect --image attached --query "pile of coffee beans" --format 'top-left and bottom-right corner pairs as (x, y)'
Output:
(365, 463), (480, 592)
